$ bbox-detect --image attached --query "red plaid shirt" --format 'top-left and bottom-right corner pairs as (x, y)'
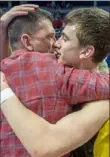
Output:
(0, 50), (109, 157)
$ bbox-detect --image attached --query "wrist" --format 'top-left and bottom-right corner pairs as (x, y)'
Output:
(0, 20), (7, 29)
(0, 88), (15, 106)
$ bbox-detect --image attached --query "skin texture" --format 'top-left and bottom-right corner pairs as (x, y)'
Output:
(0, 5), (109, 157)
(27, 19), (56, 53)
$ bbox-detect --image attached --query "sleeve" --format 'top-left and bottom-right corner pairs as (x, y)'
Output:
(0, 20), (10, 62)
(61, 68), (109, 104)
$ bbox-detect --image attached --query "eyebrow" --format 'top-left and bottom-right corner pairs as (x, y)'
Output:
(47, 32), (55, 36)
(61, 31), (70, 40)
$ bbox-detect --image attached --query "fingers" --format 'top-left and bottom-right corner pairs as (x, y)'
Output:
(12, 7), (35, 12)
(10, 11), (28, 17)
(0, 4), (39, 26)
(11, 4), (39, 12)
(19, 4), (39, 8)
(10, 6), (37, 18)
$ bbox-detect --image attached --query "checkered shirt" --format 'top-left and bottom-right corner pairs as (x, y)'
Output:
(0, 50), (109, 157)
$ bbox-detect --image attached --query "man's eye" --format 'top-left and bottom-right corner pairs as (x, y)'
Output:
(63, 36), (67, 42)
(48, 36), (53, 40)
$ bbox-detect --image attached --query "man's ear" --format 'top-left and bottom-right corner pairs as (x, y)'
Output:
(21, 34), (34, 51)
(79, 45), (95, 59)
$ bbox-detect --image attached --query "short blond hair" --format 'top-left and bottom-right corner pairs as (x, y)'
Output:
(65, 8), (110, 63)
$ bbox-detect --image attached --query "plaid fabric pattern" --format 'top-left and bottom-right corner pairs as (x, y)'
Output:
(0, 50), (109, 157)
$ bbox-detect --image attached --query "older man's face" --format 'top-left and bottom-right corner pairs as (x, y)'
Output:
(30, 19), (56, 53)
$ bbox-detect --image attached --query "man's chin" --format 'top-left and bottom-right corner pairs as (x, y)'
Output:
(58, 59), (74, 67)
(58, 58), (65, 65)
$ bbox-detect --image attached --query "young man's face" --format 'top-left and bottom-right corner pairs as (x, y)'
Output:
(56, 25), (84, 68)
(30, 19), (56, 53)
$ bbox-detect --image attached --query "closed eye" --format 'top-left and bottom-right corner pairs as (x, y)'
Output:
(61, 32), (69, 41)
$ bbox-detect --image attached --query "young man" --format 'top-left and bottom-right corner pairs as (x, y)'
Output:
(0, 5), (108, 156)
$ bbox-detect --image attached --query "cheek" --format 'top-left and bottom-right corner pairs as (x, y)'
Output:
(44, 42), (52, 53)
(47, 41), (52, 49)
(62, 46), (72, 58)
(33, 41), (46, 52)
(43, 40), (52, 50)
(33, 40), (39, 46)
(32, 41), (39, 51)
(60, 43), (68, 54)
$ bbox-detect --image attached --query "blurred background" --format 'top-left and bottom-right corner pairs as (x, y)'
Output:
(0, 1), (110, 66)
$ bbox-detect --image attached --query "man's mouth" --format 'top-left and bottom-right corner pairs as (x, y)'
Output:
(54, 50), (61, 59)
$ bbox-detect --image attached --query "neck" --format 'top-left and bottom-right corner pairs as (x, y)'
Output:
(79, 59), (99, 72)
(90, 66), (99, 72)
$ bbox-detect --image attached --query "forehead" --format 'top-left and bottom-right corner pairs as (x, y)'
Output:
(38, 19), (55, 35)
(62, 25), (77, 40)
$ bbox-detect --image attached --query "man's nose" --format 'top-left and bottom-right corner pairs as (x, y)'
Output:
(52, 41), (61, 49)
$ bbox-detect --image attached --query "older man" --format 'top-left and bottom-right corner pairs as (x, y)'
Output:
(0, 5), (110, 157)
